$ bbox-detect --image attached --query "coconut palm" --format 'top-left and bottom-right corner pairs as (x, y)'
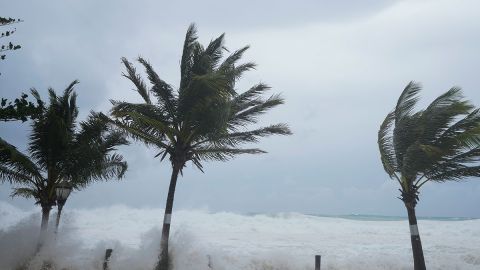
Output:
(0, 81), (128, 246)
(107, 24), (291, 270)
(378, 81), (480, 270)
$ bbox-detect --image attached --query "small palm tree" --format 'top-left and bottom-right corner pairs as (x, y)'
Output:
(107, 24), (291, 270)
(0, 81), (128, 246)
(378, 81), (480, 270)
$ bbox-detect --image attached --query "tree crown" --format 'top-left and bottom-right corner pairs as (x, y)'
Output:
(109, 24), (291, 171)
(1, 81), (128, 207)
(378, 82), (480, 194)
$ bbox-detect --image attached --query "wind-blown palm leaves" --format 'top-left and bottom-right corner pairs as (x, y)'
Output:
(0, 81), (128, 245)
(108, 24), (291, 270)
(378, 81), (480, 270)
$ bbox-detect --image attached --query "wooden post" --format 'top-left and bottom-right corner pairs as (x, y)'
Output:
(103, 248), (113, 270)
(315, 255), (321, 270)
(207, 254), (213, 269)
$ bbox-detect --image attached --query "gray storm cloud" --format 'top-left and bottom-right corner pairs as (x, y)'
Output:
(1, 0), (480, 217)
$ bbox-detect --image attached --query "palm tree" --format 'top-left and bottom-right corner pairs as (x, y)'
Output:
(378, 81), (480, 270)
(107, 24), (291, 270)
(0, 81), (128, 246)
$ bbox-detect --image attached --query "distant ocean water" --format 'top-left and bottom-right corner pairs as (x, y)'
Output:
(310, 214), (478, 221)
(1, 201), (480, 270)
(245, 212), (478, 221)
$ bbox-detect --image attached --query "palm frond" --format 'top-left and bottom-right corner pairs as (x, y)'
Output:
(428, 166), (480, 181)
(378, 111), (397, 178)
(121, 57), (151, 104)
(395, 81), (421, 122)
(194, 147), (266, 162)
(110, 100), (169, 122)
(229, 94), (284, 128)
(178, 72), (230, 122)
(180, 23), (198, 91)
(62, 80), (79, 100)
(219, 46), (250, 70)
(0, 137), (42, 182)
(71, 153), (127, 188)
(137, 57), (177, 121)
(204, 33), (225, 69)
(203, 124), (291, 147)
(104, 116), (170, 149)
(0, 165), (35, 183)
(437, 109), (480, 151)
(11, 187), (37, 199)
(420, 87), (473, 144)
(30, 88), (43, 105)
(393, 113), (422, 170)
(231, 83), (269, 112)
(103, 153), (128, 178)
(116, 110), (177, 143)
(226, 62), (256, 83)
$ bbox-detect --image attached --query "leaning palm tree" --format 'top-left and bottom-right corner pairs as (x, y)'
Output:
(0, 81), (128, 246)
(378, 81), (480, 270)
(107, 24), (291, 270)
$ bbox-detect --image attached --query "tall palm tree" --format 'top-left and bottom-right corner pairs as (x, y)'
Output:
(0, 81), (128, 246)
(107, 24), (291, 270)
(378, 81), (480, 270)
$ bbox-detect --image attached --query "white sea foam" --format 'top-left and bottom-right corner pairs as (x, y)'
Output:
(1, 201), (479, 270)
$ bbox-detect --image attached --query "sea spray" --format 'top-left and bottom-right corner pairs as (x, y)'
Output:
(1, 202), (479, 270)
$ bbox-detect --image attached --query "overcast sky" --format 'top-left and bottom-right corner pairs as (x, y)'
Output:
(1, 0), (480, 217)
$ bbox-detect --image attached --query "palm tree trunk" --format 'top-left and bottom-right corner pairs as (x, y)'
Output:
(405, 204), (426, 270)
(155, 165), (181, 270)
(37, 206), (51, 250)
(41, 206), (50, 231)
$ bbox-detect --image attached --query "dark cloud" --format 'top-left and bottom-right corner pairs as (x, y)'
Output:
(1, 0), (480, 217)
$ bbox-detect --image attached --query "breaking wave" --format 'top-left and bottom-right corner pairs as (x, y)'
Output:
(1, 202), (479, 269)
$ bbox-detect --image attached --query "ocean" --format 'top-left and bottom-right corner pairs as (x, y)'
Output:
(1, 202), (479, 270)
